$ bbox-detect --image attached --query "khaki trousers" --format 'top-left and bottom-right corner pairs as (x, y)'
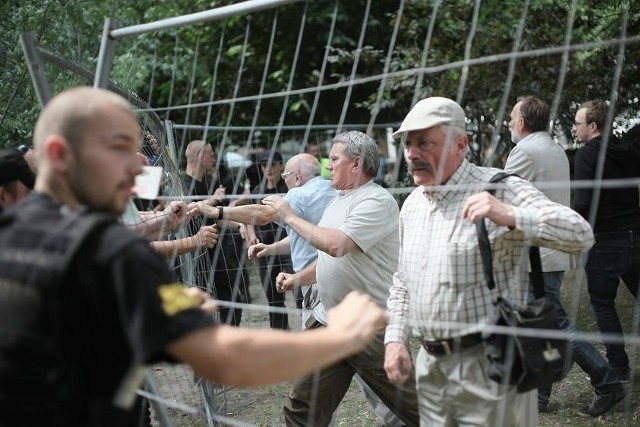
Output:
(415, 344), (538, 427)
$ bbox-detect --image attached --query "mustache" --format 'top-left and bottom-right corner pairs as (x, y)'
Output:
(407, 159), (434, 174)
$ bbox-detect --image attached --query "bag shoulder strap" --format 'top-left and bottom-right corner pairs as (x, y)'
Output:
(476, 172), (545, 298)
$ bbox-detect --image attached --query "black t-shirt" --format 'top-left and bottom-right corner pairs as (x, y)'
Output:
(251, 179), (289, 244)
(0, 193), (216, 426)
(574, 135), (640, 232)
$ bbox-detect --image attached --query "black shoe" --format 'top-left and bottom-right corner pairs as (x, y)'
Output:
(538, 402), (549, 413)
(578, 388), (626, 417)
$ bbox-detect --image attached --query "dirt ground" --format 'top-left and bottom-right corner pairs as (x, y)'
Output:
(152, 265), (640, 426)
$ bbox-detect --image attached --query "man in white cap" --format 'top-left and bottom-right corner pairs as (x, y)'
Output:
(384, 96), (594, 425)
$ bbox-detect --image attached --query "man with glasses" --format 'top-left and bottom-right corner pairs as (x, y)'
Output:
(262, 132), (419, 426)
(198, 153), (335, 328)
(506, 96), (625, 416)
(573, 99), (640, 405)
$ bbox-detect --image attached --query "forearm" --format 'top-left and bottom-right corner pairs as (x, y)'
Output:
(286, 216), (356, 257)
(150, 236), (198, 259)
(292, 261), (317, 287)
(385, 272), (410, 344)
(128, 211), (172, 239)
(510, 188), (594, 253)
(171, 325), (364, 386)
(269, 237), (291, 256)
(203, 204), (277, 226)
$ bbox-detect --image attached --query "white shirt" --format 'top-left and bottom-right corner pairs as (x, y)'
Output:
(385, 160), (594, 343)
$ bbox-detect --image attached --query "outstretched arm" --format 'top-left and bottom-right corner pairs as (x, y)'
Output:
(247, 236), (291, 259)
(166, 291), (387, 386)
(262, 195), (357, 257)
(150, 225), (217, 258)
(196, 201), (278, 226)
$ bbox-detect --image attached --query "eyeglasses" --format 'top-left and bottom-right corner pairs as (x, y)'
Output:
(281, 171), (297, 180)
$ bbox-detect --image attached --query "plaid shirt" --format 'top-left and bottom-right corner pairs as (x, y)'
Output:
(385, 159), (594, 343)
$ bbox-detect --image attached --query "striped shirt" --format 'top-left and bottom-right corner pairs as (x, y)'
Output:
(385, 159), (594, 343)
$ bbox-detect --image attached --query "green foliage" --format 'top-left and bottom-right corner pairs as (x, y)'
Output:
(1, 0), (638, 161)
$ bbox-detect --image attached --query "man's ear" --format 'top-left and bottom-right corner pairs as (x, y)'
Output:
(43, 135), (71, 172)
(455, 134), (468, 155)
(352, 155), (361, 170)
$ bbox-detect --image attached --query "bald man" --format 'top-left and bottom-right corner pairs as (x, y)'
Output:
(181, 139), (250, 326)
(0, 87), (387, 426)
(198, 153), (336, 326)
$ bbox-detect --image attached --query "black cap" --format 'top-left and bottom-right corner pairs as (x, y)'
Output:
(257, 151), (283, 165)
(0, 148), (35, 189)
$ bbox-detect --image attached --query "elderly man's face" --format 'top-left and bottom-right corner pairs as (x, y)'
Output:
(327, 143), (359, 190)
(509, 102), (524, 143)
(404, 126), (465, 186)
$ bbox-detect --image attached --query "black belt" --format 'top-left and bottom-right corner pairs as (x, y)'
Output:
(421, 333), (483, 356)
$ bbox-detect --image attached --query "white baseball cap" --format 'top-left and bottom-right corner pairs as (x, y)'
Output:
(393, 97), (466, 138)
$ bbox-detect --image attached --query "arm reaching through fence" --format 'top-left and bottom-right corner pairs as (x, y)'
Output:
(166, 291), (388, 386)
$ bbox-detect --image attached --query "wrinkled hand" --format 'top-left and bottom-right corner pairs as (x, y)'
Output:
(461, 191), (516, 227)
(384, 342), (413, 385)
(183, 287), (217, 314)
(326, 291), (388, 354)
(186, 201), (200, 218)
(194, 200), (214, 218)
(247, 242), (270, 260)
(261, 195), (294, 223)
(275, 272), (298, 293)
(196, 225), (218, 249)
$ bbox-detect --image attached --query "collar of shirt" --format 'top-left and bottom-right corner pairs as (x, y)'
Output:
(338, 178), (374, 196)
(421, 159), (471, 206)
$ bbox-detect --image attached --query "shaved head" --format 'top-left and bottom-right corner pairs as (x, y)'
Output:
(185, 140), (207, 163)
(287, 153), (321, 179)
(32, 86), (142, 214)
(34, 87), (133, 154)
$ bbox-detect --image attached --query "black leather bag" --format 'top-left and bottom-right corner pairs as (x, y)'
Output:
(478, 173), (571, 393)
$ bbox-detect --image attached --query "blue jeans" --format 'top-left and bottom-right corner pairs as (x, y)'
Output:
(586, 230), (640, 375)
(529, 271), (621, 405)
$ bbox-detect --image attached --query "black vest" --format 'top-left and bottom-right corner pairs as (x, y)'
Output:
(0, 196), (119, 425)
